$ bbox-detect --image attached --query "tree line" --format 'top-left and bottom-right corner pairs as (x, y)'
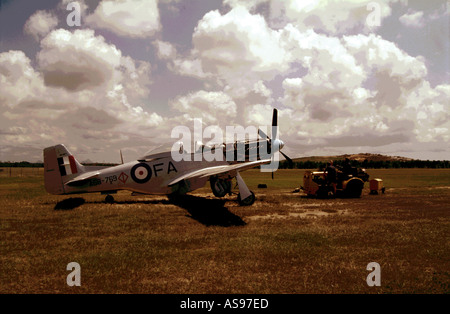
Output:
(279, 159), (450, 169)
(0, 161), (117, 168)
(1, 159), (449, 169)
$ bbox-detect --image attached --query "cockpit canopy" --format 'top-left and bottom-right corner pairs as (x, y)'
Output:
(138, 141), (226, 161)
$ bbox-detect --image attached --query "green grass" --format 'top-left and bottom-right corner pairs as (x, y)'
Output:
(0, 168), (449, 293)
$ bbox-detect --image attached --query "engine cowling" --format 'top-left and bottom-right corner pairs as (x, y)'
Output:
(210, 177), (231, 197)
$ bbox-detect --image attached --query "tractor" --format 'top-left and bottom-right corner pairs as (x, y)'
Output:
(301, 164), (369, 198)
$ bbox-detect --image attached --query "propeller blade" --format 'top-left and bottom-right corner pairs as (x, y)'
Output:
(272, 108), (278, 141)
(271, 154), (274, 180)
(258, 128), (270, 140)
(280, 151), (293, 166)
(120, 150), (124, 164)
(272, 108), (278, 127)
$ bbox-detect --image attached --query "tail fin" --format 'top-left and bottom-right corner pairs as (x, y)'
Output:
(43, 144), (85, 194)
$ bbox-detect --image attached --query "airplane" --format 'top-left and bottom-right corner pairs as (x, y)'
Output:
(43, 109), (291, 206)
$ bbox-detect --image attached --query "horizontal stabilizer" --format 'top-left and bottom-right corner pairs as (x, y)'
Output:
(65, 171), (100, 186)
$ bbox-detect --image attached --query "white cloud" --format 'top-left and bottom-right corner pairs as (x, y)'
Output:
(282, 0), (393, 34)
(0, 31), (161, 161)
(23, 10), (58, 41)
(86, 0), (161, 38)
(399, 10), (426, 28)
(168, 4), (447, 157)
(37, 29), (122, 91)
(171, 57), (209, 79)
(225, 0), (399, 34)
(154, 40), (177, 60)
(191, 6), (289, 92)
(0, 50), (45, 108)
(171, 90), (237, 125)
(275, 30), (447, 151)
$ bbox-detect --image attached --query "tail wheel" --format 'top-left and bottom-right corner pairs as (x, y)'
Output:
(105, 195), (115, 203)
(238, 191), (255, 206)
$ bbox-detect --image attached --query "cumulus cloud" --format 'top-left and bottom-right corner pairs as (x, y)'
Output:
(24, 10), (58, 41)
(225, 0), (400, 34)
(167, 3), (447, 156)
(37, 29), (122, 91)
(0, 50), (45, 108)
(0, 29), (160, 161)
(191, 6), (289, 92)
(154, 40), (178, 60)
(171, 90), (237, 125)
(86, 0), (161, 38)
(277, 29), (447, 152)
(282, 0), (395, 34)
(399, 10), (426, 28)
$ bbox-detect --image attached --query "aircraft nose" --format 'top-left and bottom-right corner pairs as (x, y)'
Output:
(279, 140), (284, 150)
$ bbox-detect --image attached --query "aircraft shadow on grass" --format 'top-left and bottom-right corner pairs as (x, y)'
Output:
(169, 194), (247, 227)
(54, 197), (85, 210)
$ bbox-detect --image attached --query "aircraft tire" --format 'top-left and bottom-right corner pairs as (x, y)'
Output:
(105, 195), (115, 204)
(345, 179), (363, 198)
(210, 177), (231, 197)
(238, 191), (255, 206)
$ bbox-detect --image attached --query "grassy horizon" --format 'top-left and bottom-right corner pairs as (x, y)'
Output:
(0, 168), (449, 293)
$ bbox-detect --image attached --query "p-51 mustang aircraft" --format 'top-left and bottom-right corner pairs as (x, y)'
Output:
(44, 109), (291, 206)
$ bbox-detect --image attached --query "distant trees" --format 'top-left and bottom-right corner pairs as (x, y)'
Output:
(0, 161), (43, 168)
(279, 159), (450, 169)
(0, 161), (118, 168)
(1, 159), (449, 169)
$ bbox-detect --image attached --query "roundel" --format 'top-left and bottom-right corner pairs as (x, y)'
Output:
(131, 163), (152, 184)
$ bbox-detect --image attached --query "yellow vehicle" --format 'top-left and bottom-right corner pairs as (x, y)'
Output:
(301, 167), (369, 198)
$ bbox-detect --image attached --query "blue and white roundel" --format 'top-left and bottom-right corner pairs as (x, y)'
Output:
(131, 163), (152, 184)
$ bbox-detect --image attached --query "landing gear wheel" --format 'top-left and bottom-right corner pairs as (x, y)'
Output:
(237, 191), (255, 206)
(210, 177), (232, 197)
(105, 195), (115, 204)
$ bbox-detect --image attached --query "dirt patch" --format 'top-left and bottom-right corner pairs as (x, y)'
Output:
(246, 202), (348, 221)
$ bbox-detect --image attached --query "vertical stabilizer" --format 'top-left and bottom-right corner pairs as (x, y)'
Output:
(43, 144), (84, 194)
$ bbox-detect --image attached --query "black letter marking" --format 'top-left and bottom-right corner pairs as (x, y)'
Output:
(153, 163), (164, 177)
(168, 161), (178, 174)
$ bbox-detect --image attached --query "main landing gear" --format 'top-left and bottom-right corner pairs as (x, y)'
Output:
(237, 190), (256, 206)
(210, 172), (256, 206)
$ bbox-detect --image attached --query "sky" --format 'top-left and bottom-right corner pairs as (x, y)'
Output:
(0, 0), (448, 163)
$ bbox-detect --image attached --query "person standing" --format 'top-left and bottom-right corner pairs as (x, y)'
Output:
(325, 161), (337, 196)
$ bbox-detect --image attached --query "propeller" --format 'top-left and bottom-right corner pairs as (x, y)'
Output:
(258, 108), (293, 179)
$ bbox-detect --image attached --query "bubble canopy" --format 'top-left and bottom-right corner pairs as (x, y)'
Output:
(138, 140), (223, 160)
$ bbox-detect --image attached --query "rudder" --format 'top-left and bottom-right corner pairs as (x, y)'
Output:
(43, 144), (84, 194)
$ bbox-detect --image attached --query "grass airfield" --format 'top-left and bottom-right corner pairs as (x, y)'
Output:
(0, 168), (449, 293)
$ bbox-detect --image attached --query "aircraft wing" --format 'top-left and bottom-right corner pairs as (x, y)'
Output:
(65, 171), (101, 186)
(168, 159), (271, 186)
